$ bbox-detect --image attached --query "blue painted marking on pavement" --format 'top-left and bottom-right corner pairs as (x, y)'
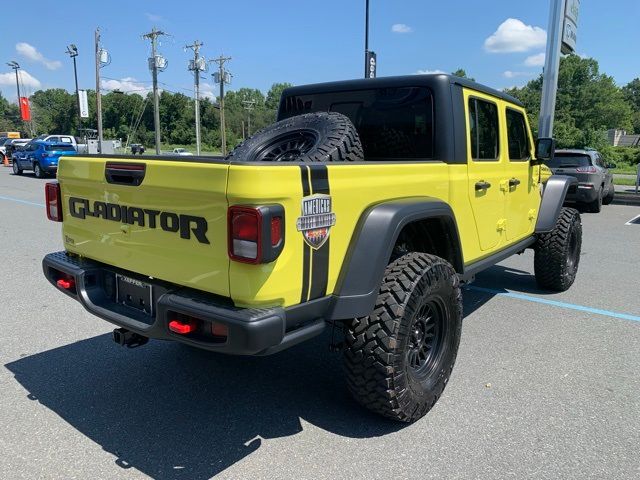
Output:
(0, 195), (44, 208)
(466, 285), (640, 323)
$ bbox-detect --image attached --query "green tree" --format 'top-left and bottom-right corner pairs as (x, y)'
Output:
(505, 55), (633, 148)
(0, 92), (20, 132)
(622, 78), (640, 133)
(265, 82), (294, 111)
(452, 69), (475, 81)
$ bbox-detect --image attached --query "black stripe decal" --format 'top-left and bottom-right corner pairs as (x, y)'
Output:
(309, 164), (330, 300)
(300, 166), (311, 302)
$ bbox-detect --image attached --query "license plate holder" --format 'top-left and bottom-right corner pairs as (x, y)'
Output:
(116, 274), (153, 316)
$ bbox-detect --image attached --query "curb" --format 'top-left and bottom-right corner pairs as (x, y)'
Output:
(612, 194), (640, 207)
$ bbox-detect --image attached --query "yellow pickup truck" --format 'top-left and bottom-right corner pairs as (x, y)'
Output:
(43, 74), (581, 422)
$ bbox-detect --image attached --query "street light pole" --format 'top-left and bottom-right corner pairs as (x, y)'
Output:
(66, 45), (80, 122)
(539, 0), (567, 138)
(7, 61), (21, 103)
(364, 0), (370, 78)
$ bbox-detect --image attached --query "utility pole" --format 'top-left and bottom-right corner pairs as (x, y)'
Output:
(212, 55), (232, 155)
(65, 45), (80, 121)
(143, 27), (168, 155)
(242, 99), (256, 138)
(95, 28), (103, 153)
(186, 40), (204, 155)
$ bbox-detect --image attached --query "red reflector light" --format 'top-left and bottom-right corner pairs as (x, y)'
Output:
(105, 162), (146, 171)
(271, 217), (282, 246)
(228, 207), (262, 263)
(211, 323), (229, 337)
(56, 278), (75, 290)
(45, 182), (62, 222)
(168, 319), (196, 335)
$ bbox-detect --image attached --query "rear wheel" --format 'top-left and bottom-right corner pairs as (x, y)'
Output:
(587, 187), (602, 213)
(343, 253), (462, 423)
(34, 162), (46, 179)
(534, 207), (582, 292)
(12, 159), (22, 175)
(602, 185), (614, 205)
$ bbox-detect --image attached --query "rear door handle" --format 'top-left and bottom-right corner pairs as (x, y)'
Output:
(509, 178), (521, 187)
(475, 181), (491, 191)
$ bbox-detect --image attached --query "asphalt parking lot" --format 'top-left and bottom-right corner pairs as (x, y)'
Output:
(0, 166), (638, 480)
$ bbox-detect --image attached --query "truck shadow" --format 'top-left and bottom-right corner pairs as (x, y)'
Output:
(5, 330), (403, 480)
(5, 264), (539, 479)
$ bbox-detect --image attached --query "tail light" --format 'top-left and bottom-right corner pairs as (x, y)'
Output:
(228, 205), (284, 264)
(45, 182), (62, 222)
(576, 166), (597, 173)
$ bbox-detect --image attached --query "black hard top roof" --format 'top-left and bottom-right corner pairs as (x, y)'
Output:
(281, 74), (523, 107)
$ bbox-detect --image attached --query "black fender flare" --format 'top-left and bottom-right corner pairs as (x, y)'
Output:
(535, 175), (578, 233)
(329, 197), (463, 319)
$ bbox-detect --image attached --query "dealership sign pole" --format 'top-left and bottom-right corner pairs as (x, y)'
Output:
(539, 0), (580, 138)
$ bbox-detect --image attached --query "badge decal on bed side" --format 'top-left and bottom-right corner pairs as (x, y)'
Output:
(296, 194), (336, 249)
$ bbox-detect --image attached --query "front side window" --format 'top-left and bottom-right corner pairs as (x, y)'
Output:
(281, 87), (434, 160)
(468, 98), (499, 160)
(506, 109), (530, 160)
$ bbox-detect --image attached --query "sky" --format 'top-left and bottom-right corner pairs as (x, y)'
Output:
(0, 0), (638, 102)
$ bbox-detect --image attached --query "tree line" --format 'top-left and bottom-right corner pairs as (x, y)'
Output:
(0, 82), (292, 151)
(1, 55), (638, 162)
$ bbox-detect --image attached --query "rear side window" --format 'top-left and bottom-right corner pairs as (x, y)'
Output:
(281, 87), (433, 160)
(468, 98), (499, 160)
(45, 145), (75, 151)
(506, 109), (530, 160)
(546, 154), (592, 168)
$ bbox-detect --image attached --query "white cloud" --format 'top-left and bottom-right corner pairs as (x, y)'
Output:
(484, 18), (546, 53)
(503, 70), (534, 79)
(391, 23), (413, 34)
(199, 82), (217, 101)
(0, 69), (41, 91)
(16, 42), (62, 70)
(415, 69), (445, 75)
(101, 77), (151, 95)
(524, 53), (545, 67)
(145, 12), (164, 22)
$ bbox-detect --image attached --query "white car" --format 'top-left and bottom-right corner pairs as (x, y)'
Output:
(172, 148), (193, 156)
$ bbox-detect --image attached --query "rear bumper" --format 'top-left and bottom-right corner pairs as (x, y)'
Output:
(565, 183), (598, 203)
(42, 251), (326, 355)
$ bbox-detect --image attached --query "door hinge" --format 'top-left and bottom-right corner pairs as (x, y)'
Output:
(500, 180), (509, 192)
(528, 209), (536, 220)
(497, 219), (507, 231)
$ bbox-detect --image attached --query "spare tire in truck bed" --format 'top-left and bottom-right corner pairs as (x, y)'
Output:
(227, 111), (364, 162)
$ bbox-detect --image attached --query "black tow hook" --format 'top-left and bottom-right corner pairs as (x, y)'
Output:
(113, 328), (149, 348)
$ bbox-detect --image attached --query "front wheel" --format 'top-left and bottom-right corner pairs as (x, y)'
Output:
(34, 162), (46, 179)
(602, 186), (614, 205)
(12, 159), (22, 175)
(534, 207), (582, 292)
(343, 253), (462, 423)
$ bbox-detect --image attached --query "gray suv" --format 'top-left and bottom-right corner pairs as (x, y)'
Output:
(547, 149), (615, 212)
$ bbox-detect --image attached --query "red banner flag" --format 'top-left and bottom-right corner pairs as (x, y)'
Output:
(19, 96), (31, 121)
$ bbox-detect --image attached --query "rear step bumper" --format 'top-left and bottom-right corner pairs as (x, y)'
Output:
(42, 251), (326, 356)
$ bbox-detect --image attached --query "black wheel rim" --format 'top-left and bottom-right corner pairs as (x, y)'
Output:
(13, 162), (17, 173)
(407, 297), (447, 378)
(566, 224), (579, 272)
(253, 130), (318, 162)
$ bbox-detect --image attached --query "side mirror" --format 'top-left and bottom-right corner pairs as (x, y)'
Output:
(607, 163), (617, 169)
(534, 138), (556, 163)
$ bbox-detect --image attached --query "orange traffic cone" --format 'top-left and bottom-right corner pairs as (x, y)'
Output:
(2, 155), (9, 167)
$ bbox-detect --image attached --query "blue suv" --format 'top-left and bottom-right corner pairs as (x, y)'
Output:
(12, 140), (77, 178)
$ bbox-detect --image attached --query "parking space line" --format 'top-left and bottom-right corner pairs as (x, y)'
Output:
(466, 285), (640, 323)
(0, 195), (44, 208)
(625, 214), (640, 225)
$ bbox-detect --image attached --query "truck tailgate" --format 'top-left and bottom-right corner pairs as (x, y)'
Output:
(58, 156), (230, 296)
